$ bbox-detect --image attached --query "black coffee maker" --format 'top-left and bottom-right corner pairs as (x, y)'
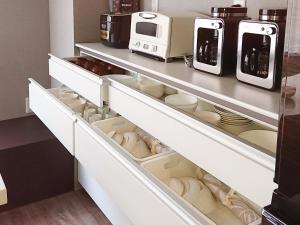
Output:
(236, 9), (287, 90)
(100, 13), (132, 48)
(193, 6), (248, 76)
(100, 0), (140, 49)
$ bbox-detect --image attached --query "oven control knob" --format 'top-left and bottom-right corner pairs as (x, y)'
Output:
(152, 45), (158, 52)
(135, 41), (141, 47)
(143, 44), (149, 50)
(266, 27), (276, 35)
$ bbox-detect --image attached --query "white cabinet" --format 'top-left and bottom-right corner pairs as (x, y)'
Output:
(108, 77), (276, 207)
(29, 79), (75, 155)
(29, 41), (278, 224)
(75, 118), (203, 225)
(49, 54), (108, 106)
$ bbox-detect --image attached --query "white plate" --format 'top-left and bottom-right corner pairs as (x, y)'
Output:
(238, 130), (277, 153)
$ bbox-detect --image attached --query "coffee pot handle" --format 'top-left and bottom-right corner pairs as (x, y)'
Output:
(243, 48), (258, 74)
(198, 41), (210, 63)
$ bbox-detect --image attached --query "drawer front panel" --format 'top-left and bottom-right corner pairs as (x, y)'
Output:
(49, 55), (106, 106)
(29, 79), (74, 155)
(75, 120), (195, 225)
(108, 84), (276, 207)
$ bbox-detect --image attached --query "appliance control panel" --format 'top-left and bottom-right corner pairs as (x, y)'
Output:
(129, 38), (167, 59)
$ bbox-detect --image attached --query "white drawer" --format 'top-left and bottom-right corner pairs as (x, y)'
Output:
(0, 174), (7, 206)
(75, 117), (212, 225)
(29, 79), (75, 155)
(49, 54), (107, 107)
(108, 78), (277, 207)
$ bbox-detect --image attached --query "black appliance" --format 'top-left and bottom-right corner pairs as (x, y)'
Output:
(236, 9), (287, 90)
(100, 13), (132, 49)
(193, 6), (248, 76)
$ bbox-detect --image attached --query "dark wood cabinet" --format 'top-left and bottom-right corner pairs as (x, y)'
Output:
(263, 0), (300, 223)
(0, 116), (74, 212)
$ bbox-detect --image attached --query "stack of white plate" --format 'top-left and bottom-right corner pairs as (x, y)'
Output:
(214, 106), (253, 126)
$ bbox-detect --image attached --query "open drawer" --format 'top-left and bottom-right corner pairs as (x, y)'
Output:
(107, 76), (277, 207)
(75, 117), (217, 225)
(75, 116), (261, 225)
(29, 79), (76, 155)
(49, 54), (108, 107)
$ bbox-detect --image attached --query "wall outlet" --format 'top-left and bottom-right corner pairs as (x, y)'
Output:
(233, 0), (246, 6)
(25, 97), (32, 114)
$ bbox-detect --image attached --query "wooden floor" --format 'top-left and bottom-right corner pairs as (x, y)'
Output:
(0, 190), (112, 225)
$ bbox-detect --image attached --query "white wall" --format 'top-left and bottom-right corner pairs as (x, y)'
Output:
(49, 0), (108, 87)
(49, 0), (75, 58)
(0, 0), (50, 121)
(286, 0), (300, 53)
(141, 0), (288, 19)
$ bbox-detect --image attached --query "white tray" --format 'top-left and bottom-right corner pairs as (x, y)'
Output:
(142, 153), (261, 225)
(92, 117), (172, 162)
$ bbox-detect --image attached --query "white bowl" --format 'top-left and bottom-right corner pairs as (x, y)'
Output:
(67, 98), (87, 113)
(122, 132), (139, 152)
(83, 108), (97, 121)
(238, 130), (277, 153)
(138, 78), (164, 98)
(196, 100), (214, 112)
(88, 114), (103, 124)
(165, 94), (198, 113)
(164, 86), (178, 95)
(60, 93), (78, 104)
(193, 111), (221, 125)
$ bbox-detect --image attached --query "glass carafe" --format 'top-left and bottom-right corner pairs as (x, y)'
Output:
(198, 30), (218, 66)
(243, 35), (270, 78)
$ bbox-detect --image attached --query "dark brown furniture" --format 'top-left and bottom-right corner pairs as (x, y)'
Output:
(0, 116), (74, 212)
(262, 1), (300, 222)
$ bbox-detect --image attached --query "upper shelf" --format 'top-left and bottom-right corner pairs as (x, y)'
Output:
(76, 43), (280, 127)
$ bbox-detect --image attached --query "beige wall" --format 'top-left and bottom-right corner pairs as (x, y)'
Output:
(49, 0), (108, 87)
(142, 0), (288, 19)
(49, 0), (75, 58)
(0, 0), (50, 121)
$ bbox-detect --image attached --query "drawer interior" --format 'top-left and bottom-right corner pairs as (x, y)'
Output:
(91, 116), (172, 163)
(142, 153), (262, 225)
(65, 56), (126, 76)
(84, 116), (262, 225)
(29, 79), (118, 155)
(48, 86), (117, 123)
(49, 54), (129, 107)
(109, 75), (277, 156)
(107, 76), (276, 207)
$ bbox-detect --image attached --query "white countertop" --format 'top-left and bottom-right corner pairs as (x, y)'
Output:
(76, 43), (281, 127)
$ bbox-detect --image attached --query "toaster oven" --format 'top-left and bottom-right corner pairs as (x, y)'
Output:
(129, 12), (198, 62)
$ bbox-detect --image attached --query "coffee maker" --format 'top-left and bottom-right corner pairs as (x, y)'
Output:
(100, 0), (140, 49)
(236, 9), (287, 90)
(193, 6), (248, 76)
(100, 13), (132, 48)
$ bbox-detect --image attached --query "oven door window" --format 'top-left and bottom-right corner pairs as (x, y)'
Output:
(136, 22), (157, 37)
(241, 33), (271, 79)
